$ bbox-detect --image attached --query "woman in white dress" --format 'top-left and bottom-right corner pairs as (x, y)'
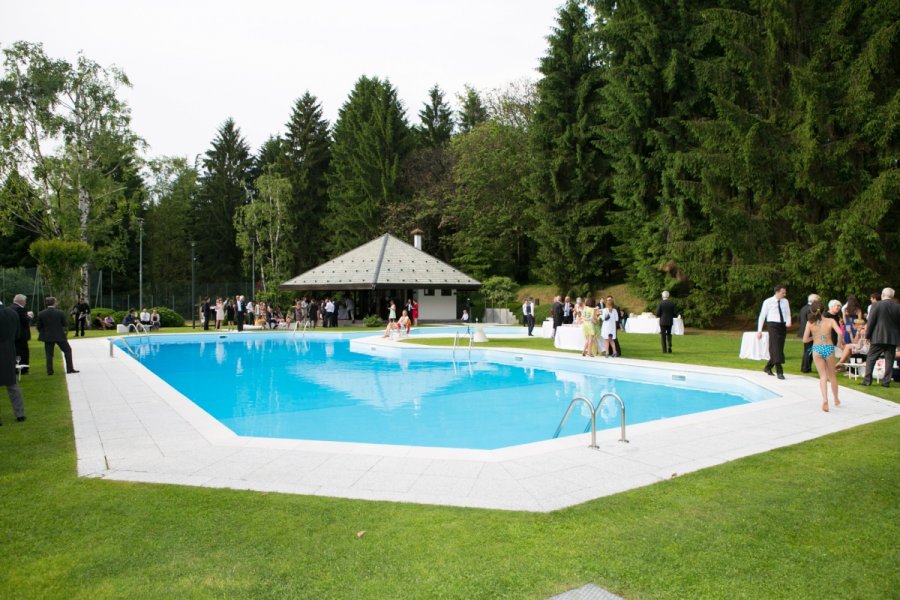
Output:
(600, 297), (619, 357)
(215, 297), (225, 330)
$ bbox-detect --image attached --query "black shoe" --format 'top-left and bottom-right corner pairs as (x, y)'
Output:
(668, 348), (673, 353)
(47, 371), (54, 375)
(66, 369), (80, 374)
(764, 368), (774, 376)
(800, 369), (810, 373)
(860, 381), (871, 386)
(777, 374), (785, 380)
(16, 416), (25, 422)
(881, 382), (891, 388)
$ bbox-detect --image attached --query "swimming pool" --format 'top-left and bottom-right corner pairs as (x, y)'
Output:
(116, 332), (775, 450)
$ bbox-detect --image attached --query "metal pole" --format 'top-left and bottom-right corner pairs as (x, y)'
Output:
(138, 217), (144, 311)
(191, 241), (196, 328)
(251, 236), (255, 299)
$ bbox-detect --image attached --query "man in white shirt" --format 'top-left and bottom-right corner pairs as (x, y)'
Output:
(757, 285), (792, 379)
(522, 297), (535, 336)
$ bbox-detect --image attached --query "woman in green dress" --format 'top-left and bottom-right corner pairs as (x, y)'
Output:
(581, 298), (598, 357)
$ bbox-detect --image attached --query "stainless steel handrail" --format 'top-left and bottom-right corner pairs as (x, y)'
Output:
(554, 392), (628, 449)
(554, 395), (598, 448)
(596, 392), (628, 444)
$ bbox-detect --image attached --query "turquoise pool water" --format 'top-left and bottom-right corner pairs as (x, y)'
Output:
(118, 333), (774, 449)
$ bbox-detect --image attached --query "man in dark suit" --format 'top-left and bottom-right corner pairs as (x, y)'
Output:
(797, 293), (819, 373)
(202, 297), (212, 331)
(551, 295), (563, 339)
(236, 295), (246, 332)
(522, 297), (535, 336)
(861, 288), (900, 387)
(656, 290), (677, 353)
(0, 303), (27, 423)
(34, 297), (78, 375)
(12, 294), (31, 375)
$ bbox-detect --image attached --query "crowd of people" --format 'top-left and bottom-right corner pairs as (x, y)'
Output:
(544, 294), (630, 358)
(195, 295), (421, 332)
(0, 283), (896, 428)
(760, 286), (900, 412)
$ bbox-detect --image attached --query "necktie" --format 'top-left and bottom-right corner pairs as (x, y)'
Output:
(777, 300), (784, 323)
(526, 304), (531, 315)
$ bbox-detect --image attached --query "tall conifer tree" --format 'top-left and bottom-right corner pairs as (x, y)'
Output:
(457, 85), (488, 133)
(282, 93), (331, 273)
(193, 118), (254, 283)
(596, 0), (712, 319)
(416, 84), (454, 147)
(325, 76), (412, 255)
(531, 0), (610, 291)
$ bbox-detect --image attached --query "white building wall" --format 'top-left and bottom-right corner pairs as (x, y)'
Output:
(416, 289), (458, 321)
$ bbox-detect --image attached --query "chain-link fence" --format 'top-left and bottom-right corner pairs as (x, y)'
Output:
(0, 267), (251, 322)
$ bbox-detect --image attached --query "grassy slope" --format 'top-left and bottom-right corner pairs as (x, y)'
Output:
(0, 329), (897, 599)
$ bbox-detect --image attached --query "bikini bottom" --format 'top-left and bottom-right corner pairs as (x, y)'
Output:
(811, 344), (834, 360)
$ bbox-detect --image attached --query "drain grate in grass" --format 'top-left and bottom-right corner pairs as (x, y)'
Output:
(549, 583), (623, 600)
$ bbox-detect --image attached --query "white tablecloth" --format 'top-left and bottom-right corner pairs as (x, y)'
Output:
(740, 331), (769, 360)
(624, 316), (684, 335)
(541, 319), (555, 339)
(554, 325), (586, 351)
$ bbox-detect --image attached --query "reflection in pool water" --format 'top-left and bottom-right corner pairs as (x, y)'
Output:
(122, 334), (773, 449)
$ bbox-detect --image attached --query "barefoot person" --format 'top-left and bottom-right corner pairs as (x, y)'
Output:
(802, 299), (843, 412)
(382, 310), (410, 338)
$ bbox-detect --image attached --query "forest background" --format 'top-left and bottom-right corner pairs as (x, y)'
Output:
(0, 0), (896, 326)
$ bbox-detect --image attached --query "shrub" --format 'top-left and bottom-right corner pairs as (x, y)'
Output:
(152, 306), (184, 328)
(481, 276), (518, 307)
(362, 314), (383, 327)
(91, 307), (117, 329)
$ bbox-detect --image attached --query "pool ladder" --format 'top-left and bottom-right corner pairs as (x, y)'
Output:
(452, 330), (474, 361)
(109, 333), (150, 358)
(554, 392), (628, 449)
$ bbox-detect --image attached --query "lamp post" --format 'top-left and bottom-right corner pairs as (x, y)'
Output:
(137, 217), (144, 311)
(251, 235), (256, 299)
(191, 241), (196, 328)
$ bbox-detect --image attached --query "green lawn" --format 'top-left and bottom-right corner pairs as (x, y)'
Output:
(1, 329), (897, 598)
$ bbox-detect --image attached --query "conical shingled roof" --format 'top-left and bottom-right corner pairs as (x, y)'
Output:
(279, 233), (482, 291)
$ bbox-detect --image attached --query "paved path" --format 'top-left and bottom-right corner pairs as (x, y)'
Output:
(65, 335), (899, 512)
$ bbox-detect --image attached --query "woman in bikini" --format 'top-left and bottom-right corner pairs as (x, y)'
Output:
(802, 299), (844, 412)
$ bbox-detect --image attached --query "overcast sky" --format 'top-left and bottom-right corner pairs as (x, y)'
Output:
(2, 0), (561, 159)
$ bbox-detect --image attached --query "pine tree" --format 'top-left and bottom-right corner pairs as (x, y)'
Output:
(685, 0), (900, 304)
(596, 0), (714, 321)
(530, 0), (610, 291)
(325, 76), (412, 255)
(282, 93), (331, 273)
(415, 84), (454, 147)
(457, 85), (488, 133)
(192, 118), (255, 283)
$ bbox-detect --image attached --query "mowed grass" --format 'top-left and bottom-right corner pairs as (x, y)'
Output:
(0, 329), (897, 598)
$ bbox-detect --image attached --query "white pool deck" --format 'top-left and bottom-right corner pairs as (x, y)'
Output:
(65, 334), (899, 512)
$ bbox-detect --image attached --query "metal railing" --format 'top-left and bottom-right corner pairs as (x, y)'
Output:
(554, 392), (628, 449)
(452, 330), (475, 362)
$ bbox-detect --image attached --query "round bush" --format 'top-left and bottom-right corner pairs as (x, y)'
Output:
(362, 314), (383, 327)
(152, 306), (185, 328)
